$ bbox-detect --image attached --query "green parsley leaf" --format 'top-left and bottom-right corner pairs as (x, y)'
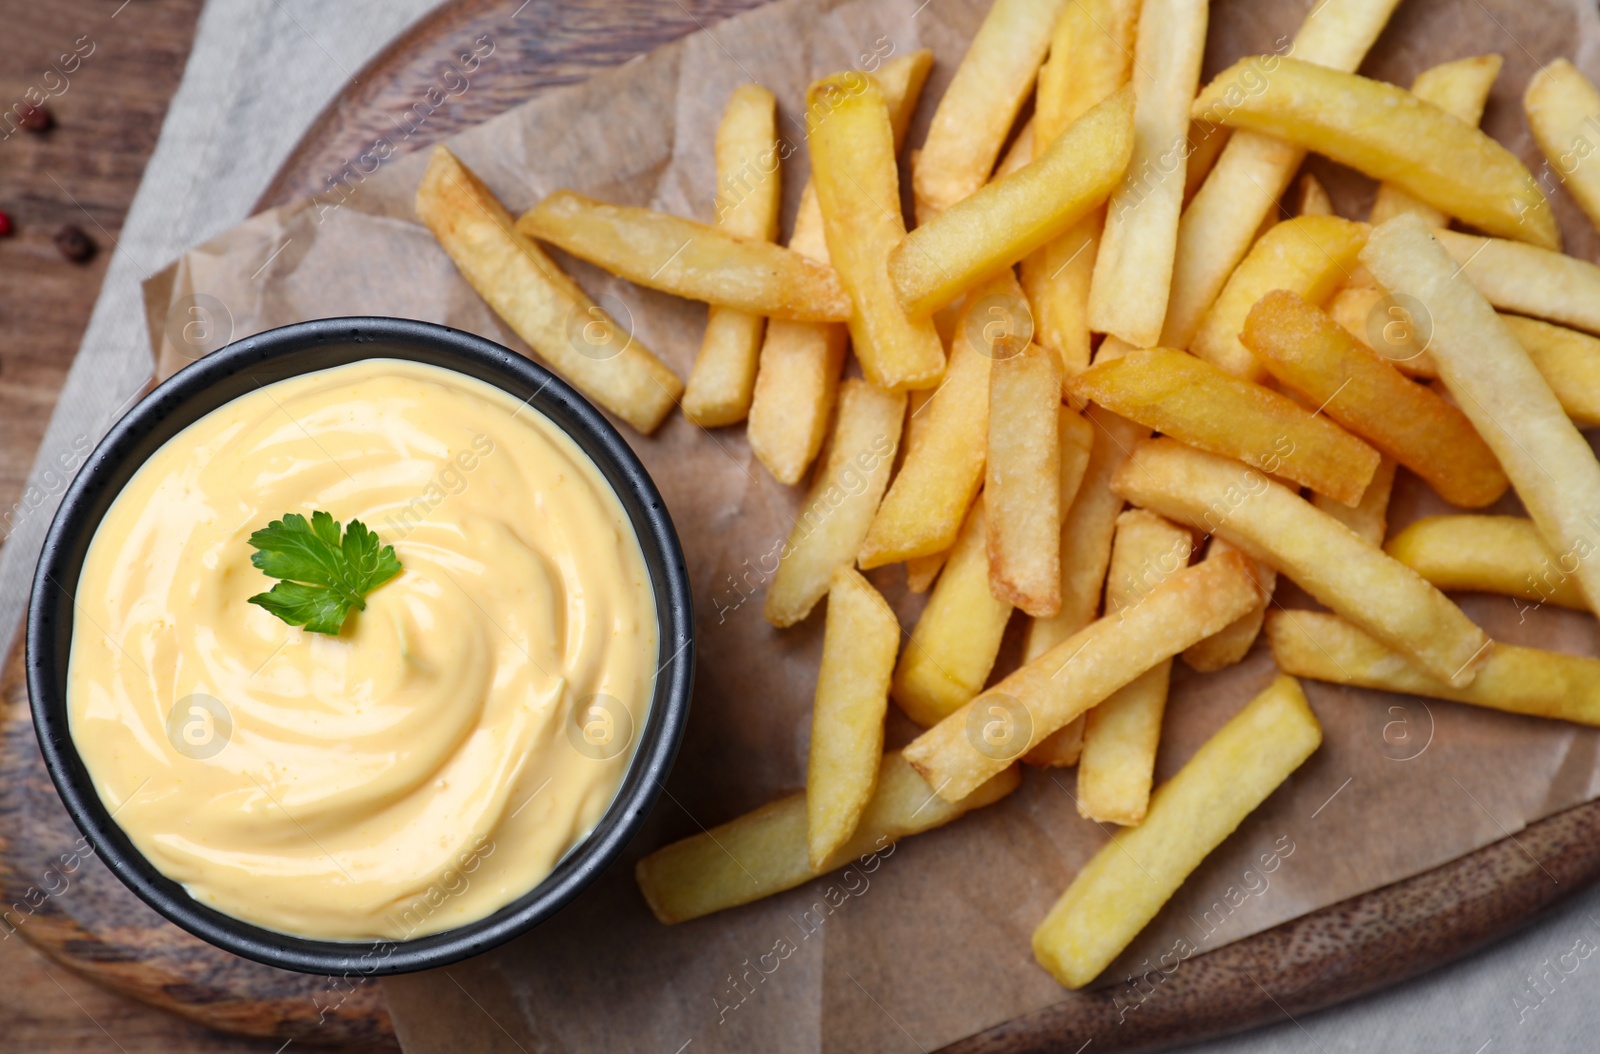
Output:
(246, 511), (402, 635)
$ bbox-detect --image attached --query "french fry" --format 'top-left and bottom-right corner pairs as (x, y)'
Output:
(749, 52), (935, 484)
(1077, 510), (1194, 826)
(1268, 610), (1600, 727)
(415, 146), (683, 433)
(1023, 0), (1141, 378)
(1024, 406), (1137, 661)
(904, 551), (1263, 803)
(749, 321), (848, 484)
(1189, 216), (1368, 380)
(1501, 316), (1600, 427)
(683, 85), (781, 427)
(1086, 0), (1210, 347)
(1111, 438), (1490, 686)
(1020, 217), (1101, 381)
(1182, 119), (1230, 204)
(1296, 173), (1334, 217)
(636, 752), (1020, 924)
(1160, 0), (1401, 350)
(1180, 537), (1277, 672)
(809, 74), (946, 391)
(987, 340), (1066, 616)
(516, 190), (849, 321)
(911, 0), (1067, 220)
(1032, 674), (1322, 988)
(906, 551), (949, 594)
(1526, 58), (1600, 236)
(1326, 284), (1435, 375)
(1433, 229), (1600, 337)
(892, 88), (1136, 318)
(807, 567), (901, 869)
(893, 497), (1014, 727)
(1385, 515), (1589, 611)
(1362, 216), (1600, 618)
(995, 119), (1037, 179)
(858, 271), (1024, 568)
(1327, 290), (1600, 425)
(1193, 58), (1558, 250)
(1024, 407), (1144, 767)
(1071, 347), (1381, 506)
(1370, 55), (1502, 227)
(764, 379), (904, 627)
(1240, 290), (1509, 508)
(1314, 457), (1396, 546)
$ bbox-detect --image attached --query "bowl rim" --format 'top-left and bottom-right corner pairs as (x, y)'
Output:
(26, 316), (694, 976)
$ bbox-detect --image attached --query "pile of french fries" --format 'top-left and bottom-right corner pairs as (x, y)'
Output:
(415, 0), (1600, 993)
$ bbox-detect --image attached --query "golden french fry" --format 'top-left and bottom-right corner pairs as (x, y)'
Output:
(1023, 0), (1141, 378)
(1526, 58), (1600, 236)
(516, 190), (848, 321)
(682, 84), (781, 427)
(1025, 405), (1134, 660)
(1190, 216), (1368, 380)
(1033, 674), (1321, 988)
(1314, 456), (1396, 546)
(1071, 347), (1381, 506)
(1296, 173), (1334, 216)
(1370, 55), (1502, 227)
(893, 497), (1014, 728)
(749, 52), (934, 484)
(636, 752), (1020, 924)
(987, 340), (1065, 616)
(1021, 407), (1102, 767)
(415, 146), (683, 433)
(1180, 536), (1277, 672)
(859, 271), (1024, 568)
(911, 0), (1067, 219)
(892, 88), (1136, 318)
(809, 74), (946, 391)
(1112, 437), (1490, 686)
(905, 550), (1263, 803)
(1161, 0), (1402, 351)
(1182, 119), (1230, 204)
(1087, 0), (1210, 347)
(995, 119), (1037, 179)
(1327, 290), (1600, 424)
(1077, 510), (1194, 826)
(1194, 58), (1558, 250)
(1501, 316), (1600, 428)
(1362, 216), (1600, 618)
(905, 550), (949, 593)
(1433, 228), (1600, 336)
(1325, 284), (1436, 375)
(1268, 610), (1600, 727)
(764, 379), (904, 627)
(1385, 515), (1589, 611)
(1021, 218), (1101, 381)
(748, 321), (847, 485)
(807, 567), (901, 869)
(1240, 290), (1509, 508)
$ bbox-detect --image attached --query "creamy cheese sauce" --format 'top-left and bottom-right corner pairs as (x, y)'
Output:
(67, 359), (657, 940)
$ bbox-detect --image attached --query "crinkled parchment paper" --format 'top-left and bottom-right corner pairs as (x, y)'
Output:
(140, 0), (1600, 1048)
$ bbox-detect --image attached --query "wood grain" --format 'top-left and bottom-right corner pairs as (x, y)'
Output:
(0, 0), (202, 549)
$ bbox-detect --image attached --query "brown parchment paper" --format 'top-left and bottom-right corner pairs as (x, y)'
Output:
(139, 0), (1600, 1049)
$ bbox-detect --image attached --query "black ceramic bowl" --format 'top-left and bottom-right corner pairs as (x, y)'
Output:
(27, 316), (694, 976)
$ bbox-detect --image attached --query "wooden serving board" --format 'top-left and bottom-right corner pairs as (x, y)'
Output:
(6, 0), (1600, 1051)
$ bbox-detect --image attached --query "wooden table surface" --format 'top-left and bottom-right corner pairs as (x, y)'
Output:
(0, 1), (288, 1049)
